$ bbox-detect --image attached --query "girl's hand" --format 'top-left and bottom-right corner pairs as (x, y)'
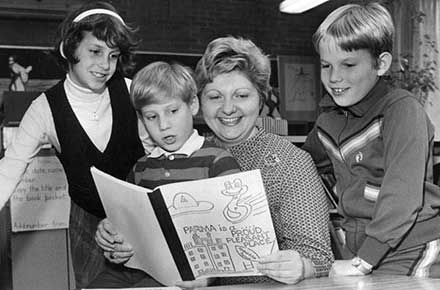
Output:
(103, 248), (133, 264)
(95, 218), (121, 251)
(95, 218), (134, 263)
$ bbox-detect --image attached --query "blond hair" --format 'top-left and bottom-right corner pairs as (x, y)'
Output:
(130, 61), (197, 110)
(313, 2), (394, 59)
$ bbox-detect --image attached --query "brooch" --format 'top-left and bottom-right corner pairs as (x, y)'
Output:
(264, 153), (281, 167)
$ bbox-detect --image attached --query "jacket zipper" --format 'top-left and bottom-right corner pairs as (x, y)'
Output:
(337, 110), (350, 214)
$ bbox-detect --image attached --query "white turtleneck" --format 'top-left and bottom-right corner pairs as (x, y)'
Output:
(65, 74), (112, 152)
(0, 75), (153, 209)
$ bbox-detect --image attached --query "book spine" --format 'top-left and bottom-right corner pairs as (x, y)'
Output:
(148, 189), (195, 281)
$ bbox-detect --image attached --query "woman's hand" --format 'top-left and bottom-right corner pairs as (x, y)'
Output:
(329, 260), (365, 277)
(256, 250), (311, 284)
(174, 278), (213, 288)
(95, 218), (134, 264)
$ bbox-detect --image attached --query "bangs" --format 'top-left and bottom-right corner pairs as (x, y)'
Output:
(133, 78), (193, 109)
(131, 62), (196, 109)
(313, 3), (393, 58)
(209, 55), (250, 81)
(326, 18), (390, 57)
(91, 19), (133, 53)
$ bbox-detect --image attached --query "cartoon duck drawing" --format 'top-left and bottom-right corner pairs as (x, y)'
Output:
(222, 178), (252, 224)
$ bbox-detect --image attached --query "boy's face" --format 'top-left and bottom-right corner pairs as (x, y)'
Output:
(139, 95), (199, 152)
(68, 31), (120, 94)
(319, 38), (384, 107)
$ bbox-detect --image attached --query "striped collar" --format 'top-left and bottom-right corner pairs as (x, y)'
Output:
(148, 130), (204, 158)
(319, 78), (390, 117)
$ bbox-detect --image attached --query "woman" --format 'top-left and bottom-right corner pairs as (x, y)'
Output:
(95, 36), (334, 286)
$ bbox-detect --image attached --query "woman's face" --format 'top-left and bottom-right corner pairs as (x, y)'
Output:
(68, 31), (120, 94)
(200, 71), (260, 147)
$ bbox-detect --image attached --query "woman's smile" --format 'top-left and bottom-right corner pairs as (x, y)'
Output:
(201, 71), (260, 147)
(218, 116), (242, 126)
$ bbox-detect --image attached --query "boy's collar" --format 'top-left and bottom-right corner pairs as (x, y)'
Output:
(149, 130), (204, 158)
(319, 78), (389, 117)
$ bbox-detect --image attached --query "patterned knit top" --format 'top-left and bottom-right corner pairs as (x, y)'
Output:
(212, 128), (334, 285)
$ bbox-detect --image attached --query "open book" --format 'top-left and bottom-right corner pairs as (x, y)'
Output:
(91, 167), (278, 286)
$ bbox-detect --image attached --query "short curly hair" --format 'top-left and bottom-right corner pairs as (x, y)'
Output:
(195, 36), (271, 107)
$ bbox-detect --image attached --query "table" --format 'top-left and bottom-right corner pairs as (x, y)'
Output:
(195, 275), (440, 290)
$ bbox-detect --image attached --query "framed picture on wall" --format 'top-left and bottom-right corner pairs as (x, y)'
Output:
(277, 55), (321, 123)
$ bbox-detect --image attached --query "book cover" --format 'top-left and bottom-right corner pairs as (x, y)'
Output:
(91, 167), (278, 286)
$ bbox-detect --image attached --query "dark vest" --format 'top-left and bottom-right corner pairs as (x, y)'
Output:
(46, 73), (144, 218)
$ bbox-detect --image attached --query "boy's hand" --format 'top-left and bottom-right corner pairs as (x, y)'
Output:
(329, 259), (365, 277)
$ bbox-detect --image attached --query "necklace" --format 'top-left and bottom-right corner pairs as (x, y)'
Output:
(91, 95), (105, 121)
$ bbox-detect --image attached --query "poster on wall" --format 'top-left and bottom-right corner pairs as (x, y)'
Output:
(277, 55), (320, 123)
(10, 153), (70, 232)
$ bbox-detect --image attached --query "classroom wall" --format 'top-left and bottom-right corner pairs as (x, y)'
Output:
(0, 0), (353, 96)
(0, 0), (351, 55)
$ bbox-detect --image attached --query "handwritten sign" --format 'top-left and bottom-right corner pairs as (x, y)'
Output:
(11, 155), (70, 232)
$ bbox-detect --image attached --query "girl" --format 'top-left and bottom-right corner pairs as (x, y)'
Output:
(0, 1), (151, 287)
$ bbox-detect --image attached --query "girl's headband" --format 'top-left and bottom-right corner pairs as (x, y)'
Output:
(60, 8), (125, 59)
(72, 8), (125, 24)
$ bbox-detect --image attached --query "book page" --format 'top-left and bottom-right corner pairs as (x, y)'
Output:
(91, 167), (181, 286)
(158, 169), (278, 279)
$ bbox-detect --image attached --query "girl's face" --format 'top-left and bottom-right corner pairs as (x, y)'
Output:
(68, 31), (120, 94)
(200, 71), (260, 147)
